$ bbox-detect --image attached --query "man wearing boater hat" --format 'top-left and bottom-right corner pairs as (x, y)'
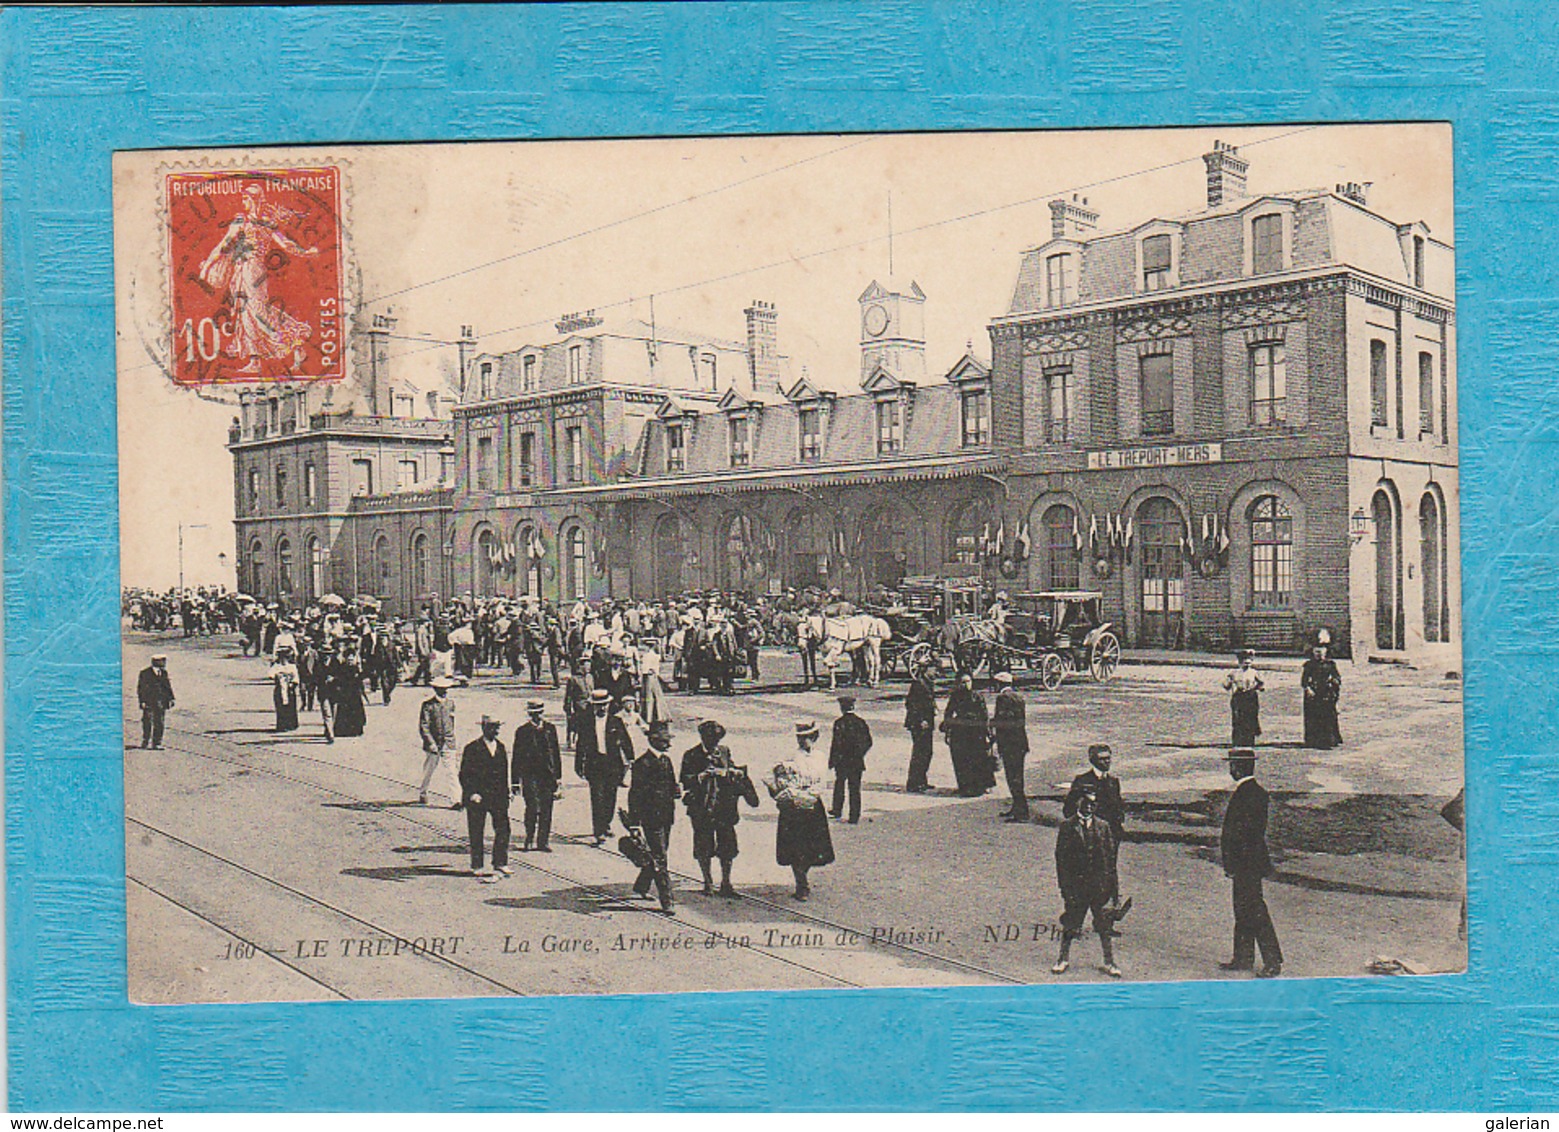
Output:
(1219, 747), (1283, 977)
(576, 687), (627, 845)
(511, 700), (562, 852)
(459, 714), (512, 883)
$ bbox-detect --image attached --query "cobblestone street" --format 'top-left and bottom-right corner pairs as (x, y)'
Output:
(125, 632), (1465, 1002)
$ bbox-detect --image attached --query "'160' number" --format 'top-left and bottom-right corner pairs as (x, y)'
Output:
(180, 317), (223, 363)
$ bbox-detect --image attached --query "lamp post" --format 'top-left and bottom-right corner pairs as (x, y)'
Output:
(179, 523), (208, 592)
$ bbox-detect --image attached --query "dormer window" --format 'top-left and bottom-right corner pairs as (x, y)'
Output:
(799, 406), (822, 462)
(522, 354), (537, 392)
(1045, 253), (1075, 307)
(1142, 235), (1172, 291)
(728, 414), (750, 467)
(1242, 202), (1295, 277)
(876, 399), (902, 455)
(1135, 225), (1182, 292)
(1252, 214), (1283, 274)
(478, 362), (493, 399)
(666, 422), (685, 471)
(961, 388), (989, 447)
(567, 344), (585, 385)
(699, 352), (717, 388)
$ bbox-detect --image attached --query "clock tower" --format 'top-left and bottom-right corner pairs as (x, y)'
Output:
(859, 278), (927, 385)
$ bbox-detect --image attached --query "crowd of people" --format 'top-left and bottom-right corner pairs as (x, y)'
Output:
(128, 582), (1356, 979)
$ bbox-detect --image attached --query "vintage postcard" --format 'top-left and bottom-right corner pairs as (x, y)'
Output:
(114, 125), (1465, 1003)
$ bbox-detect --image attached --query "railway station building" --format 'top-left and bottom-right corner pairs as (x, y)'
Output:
(231, 142), (1457, 662)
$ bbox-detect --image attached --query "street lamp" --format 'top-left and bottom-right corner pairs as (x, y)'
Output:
(179, 522), (208, 592)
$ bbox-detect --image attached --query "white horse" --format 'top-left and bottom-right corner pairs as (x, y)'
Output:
(803, 614), (892, 689)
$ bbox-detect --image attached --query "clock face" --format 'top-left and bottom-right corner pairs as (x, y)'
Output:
(864, 304), (890, 337)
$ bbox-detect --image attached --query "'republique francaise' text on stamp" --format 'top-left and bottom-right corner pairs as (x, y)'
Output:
(165, 166), (344, 386)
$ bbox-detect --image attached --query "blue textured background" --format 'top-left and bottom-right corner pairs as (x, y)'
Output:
(1, 2), (1547, 1111)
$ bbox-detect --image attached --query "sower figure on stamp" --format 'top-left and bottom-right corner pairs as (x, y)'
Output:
(903, 660), (937, 793)
(680, 720), (759, 897)
(460, 715), (512, 884)
(416, 676), (458, 807)
(511, 699), (561, 852)
(626, 720), (680, 914)
(991, 671), (1030, 822)
(137, 653), (176, 749)
(1219, 748), (1283, 978)
(828, 694), (872, 824)
(1052, 785), (1123, 979)
(1064, 743), (1132, 926)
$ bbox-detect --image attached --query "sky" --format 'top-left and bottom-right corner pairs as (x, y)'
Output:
(114, 123), (1454, 589)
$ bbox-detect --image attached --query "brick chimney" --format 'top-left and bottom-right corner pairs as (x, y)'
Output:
(1335, 181), (1372, 206)
(745, 300), (779, 393)
(366, 312), (397, 417)
(1203, 140), (1249, 208)
(1049, 194), (1099, 240)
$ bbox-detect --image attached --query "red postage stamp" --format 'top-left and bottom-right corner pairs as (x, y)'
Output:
(165, 166), (344, 385)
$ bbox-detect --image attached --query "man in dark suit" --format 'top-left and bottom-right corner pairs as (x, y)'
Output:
(575, 689), (627, 844)
(562, 661), (592, 769)
(991, 671), (1030, 822)
(136, 654), (176, 749)
(680, 719), (758, 896)
(1064, 743), (1131, 924)
(1219, 748), (1283, 977)
(627, 720), (681, 913)
(459, 714), (512, 882)
(828, 694), (873, 824)
(1052, 786), (1121, 978)
(904, 662), (937, 793)
(511, 700), (562, 852)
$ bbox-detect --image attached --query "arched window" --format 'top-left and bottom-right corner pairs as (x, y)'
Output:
(276, 537), (294, 598)
(721, 513), (763, 594)
(248, 538), (265, 596)
(410, 532), (430, 597)
(565, 525), (588, 601)
(1421, 492), (1446, 643)
(1372, 488), (1402, 650)
(948, 499), (988, 566)
(863, 506), (910, 590)
(1250, 496), (1294, 609)
(476, 528), (499, 598)
(1138, 498), (1186, 647)
(1043, 504), (1080, 590)
(374, 533), (393, 597)
(654, 514), (684, 597)
(516, 524), (541, 599)
(307, 535), (325, 601)
(785, 509), (826, 588)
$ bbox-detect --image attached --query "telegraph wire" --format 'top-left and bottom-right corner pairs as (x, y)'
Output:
(372, 124), (1324, 369)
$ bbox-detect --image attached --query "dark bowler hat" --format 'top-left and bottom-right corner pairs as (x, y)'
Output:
(698, 719), (727, 742)
(1225, 747), (1258, 762)
(837, 695), (857, 710)
(1088, 743), (1112, 761)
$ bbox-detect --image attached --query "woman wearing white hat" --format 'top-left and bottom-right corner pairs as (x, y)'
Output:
(764, 721), (835, 900)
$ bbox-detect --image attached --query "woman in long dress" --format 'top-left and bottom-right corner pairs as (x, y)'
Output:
(766, 721), (835, 900)
(941, 672), (994, 796)
(269, 646), (300, 733)
(332, 645), (368, 738)
(1224, 649), (1264, 748)
(1300, 639), (1343, 749)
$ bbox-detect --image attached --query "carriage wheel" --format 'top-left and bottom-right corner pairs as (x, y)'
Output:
(905, 642), (936, 674)
(1040, 652), (1066, 691)
(1090, 631), (1121, 682)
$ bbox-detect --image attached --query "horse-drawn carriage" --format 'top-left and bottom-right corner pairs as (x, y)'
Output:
(870, 576), (981, 677)
(903, 585), (1121, 689)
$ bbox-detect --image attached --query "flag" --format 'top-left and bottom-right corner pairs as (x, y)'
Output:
(1089, 513), (1100, 558)
(1124, 515), (1135, 565)
(1201, 513), (1212, 549)
(1072, 511), (1083, 554)
(1017, 520), (1032, 561)
(1216, 513), (1231, 563)
(994, 520), (1005, 560)
(530, 529), (545, 560)
(979, 522), (991, 556)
